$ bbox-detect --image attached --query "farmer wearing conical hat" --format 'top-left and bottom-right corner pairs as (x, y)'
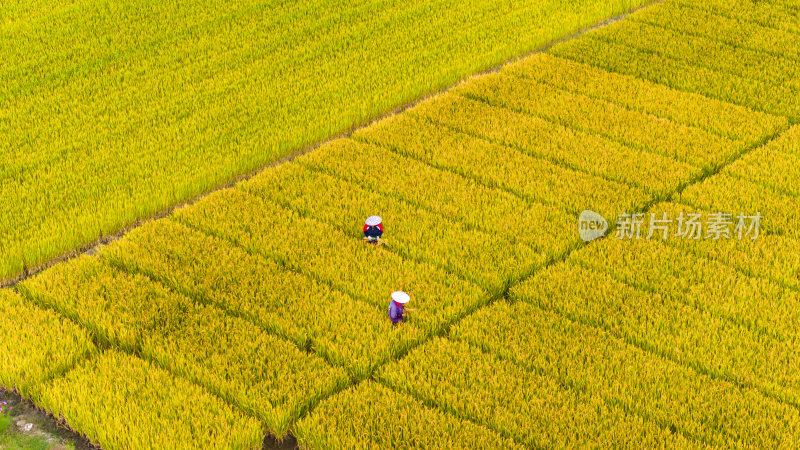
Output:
(363, 215), (384, 244)
(388, 291), (410, 325)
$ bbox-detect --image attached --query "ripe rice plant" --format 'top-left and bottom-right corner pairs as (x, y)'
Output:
(550, 36), (800, 120)
(0, 289), (96, 398)
(242, 162), (542, 293)
(504, 54), (789, 143)
(352, 112), (651, 222)
(451, 300), (800, 447)
(571, 238), (800, 343)
(408, 93), (701, 195)
(0, 0), (654, 284)
(34, 350), (264, 450)
(594, 20), (800, 90)
(173, 188), (489, 334)
(646, 202), (800, 290)
(20, 256), (349, 437)
(630, 2), (800, 61)
(453, 72), (742, 169)
(670, 0), (800, 34)
(725, 125), (800, 197)
(377, 337), (687, 448)
(296, 138), (578, 254)
(294, 381), (522, 449)
(514, 261), (800, 405)
(101, 218), (423, 379)
(680, 173), (800, 238)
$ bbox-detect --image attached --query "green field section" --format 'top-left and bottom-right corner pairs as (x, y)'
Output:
(3, 0), (800, 447)
(0, 0), (654, 283)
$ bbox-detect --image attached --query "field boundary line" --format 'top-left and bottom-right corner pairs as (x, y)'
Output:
(0, 0), (664, 290)
(409, 110), (662, 196)
(455, 91), (717, 170)
(628, 13), (800, 64)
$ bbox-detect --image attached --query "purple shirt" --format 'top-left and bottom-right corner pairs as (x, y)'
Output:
(388, 301), (405, 324)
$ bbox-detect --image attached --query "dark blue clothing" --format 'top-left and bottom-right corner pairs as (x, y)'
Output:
(364, 226), (383, 239)
(388, 301), (405, 324)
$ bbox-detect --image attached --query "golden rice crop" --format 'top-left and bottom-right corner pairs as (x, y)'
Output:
(296, 138), (578, 254)
(679, 173), (800, 238)
(647, 202), (800, 290)
(408, 93), (701, 195)
(35, 350), (264, 450)
(243, 162), (542, 293)
(0, 0), (654, 284)
(594, 20), (800, 90)
(571, 237), (800, 342)
(504, 53), (789, 144)
(450, 300), (800, 447)
(550, 36), (800, 120)
(101, 218), (423, 379)
(20, 256), (349, 437)
(294, 381), (523, 449)
(631, 2), (800, 61)
(515, 261), (800, 405)
(724, 125), (800, 197)
(173, 188), (489, 334)
(453, 72), (742, 169)
(377, 337), (687, 448)
(352, 112), (651, 222)
(0, 289), (96, 398)
(670, 0), (800, 34)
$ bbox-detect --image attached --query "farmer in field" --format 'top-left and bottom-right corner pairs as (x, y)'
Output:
(388, 291), (410, 325)
(363, 215), (384, 244)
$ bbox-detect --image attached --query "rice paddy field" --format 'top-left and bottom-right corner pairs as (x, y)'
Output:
(3, 0), (800, 448)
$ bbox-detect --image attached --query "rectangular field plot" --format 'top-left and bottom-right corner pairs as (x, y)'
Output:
(0, 289), (96, 398)
(352, 112), (651, 222)
(173, 188), (489, 335)
(377, 337), (687, 448)
(453, 72), (743, 168)
(503, 53), (788, 144)
(550, 35), (800, 120)
(294, 381), (522, 449)
(101, 218), (422, 379)
(571, 237), (800, 343)
(20, 256), (349, 437)
(297, 138), (578, 259)
(409, 93), (701, 196)
(514, 261), (800, 406)
(37, 350), (264, 450)
(242, 162), (544, 293)
(451, 301), (800, 447)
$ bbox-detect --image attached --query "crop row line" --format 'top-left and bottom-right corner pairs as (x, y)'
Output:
(456, 91), (706, 172)
(579, 33), (794, 117)
(627, 13), (800, 64)
(675, 1), (800, 39)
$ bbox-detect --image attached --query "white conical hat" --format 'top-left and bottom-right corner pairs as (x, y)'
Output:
(391, 291), (410, 304)
(365, 216), (382, 226)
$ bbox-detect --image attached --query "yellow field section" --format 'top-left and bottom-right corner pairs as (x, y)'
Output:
(242, 162), (544, 293)
(20, 256), (349, 437)
(451, 301), (800, 447)
(0, 289), (96, 398)
(503, 54), (789, 143)
(376, 337), (687, 448)
(0, 0), (654, 283)
(295, 381), (523, 449)
(173, 188), (489, 334)
(35, 350), (264, 450)
(518, 261), (800, 406)
(101, 218), (422, 378)
(410, 93), (702, 196)
(352, 112), (651, 222)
